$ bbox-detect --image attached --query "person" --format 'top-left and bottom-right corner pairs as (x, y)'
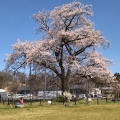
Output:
(19, 97), (24, 105)
(15, 97), (24, 108)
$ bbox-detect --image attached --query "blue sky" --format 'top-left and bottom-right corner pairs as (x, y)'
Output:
(0, 0), (120, 74)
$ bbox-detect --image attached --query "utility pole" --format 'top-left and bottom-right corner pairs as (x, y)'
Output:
(29, 64), (32, 105)
(43, 68), (47, 102)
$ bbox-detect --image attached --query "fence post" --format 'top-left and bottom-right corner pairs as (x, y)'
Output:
(2, 98), (4, 104)
(8, 98), (10, 105)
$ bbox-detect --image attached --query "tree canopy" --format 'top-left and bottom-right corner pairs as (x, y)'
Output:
(5, 1), (113, 92)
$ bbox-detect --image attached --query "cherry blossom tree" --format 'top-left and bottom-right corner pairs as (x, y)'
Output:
(5, 1), (113, 94)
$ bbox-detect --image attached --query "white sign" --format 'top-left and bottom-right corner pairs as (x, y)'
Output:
(48, 100), (51, 104)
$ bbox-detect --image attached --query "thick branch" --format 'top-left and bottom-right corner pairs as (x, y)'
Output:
(74, 44), (93, 56)
(58, 44), (64, 76)
(34, 60), (61, 78)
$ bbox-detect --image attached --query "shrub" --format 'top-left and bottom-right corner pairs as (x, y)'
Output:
(54, 96), (68, 102)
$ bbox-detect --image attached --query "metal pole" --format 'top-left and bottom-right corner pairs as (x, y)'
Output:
(43, 68), (46, 102)
(29, 64), (32, 105)
(24, 67), (26, 95)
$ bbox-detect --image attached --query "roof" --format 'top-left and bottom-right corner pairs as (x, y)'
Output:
(0, 89), (6, 92)
(70, 85), (85, 90)
(18, 86), (30, 91)
(101, 87), (113, 90)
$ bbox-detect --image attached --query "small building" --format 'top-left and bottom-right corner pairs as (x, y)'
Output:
(18, 86), (30, 94)
(89, 88), (101, 97)
(70, 85), (87, 97)
(101, 87), (113, 95)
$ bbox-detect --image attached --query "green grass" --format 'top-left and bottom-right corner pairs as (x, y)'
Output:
(0, 100), (120, 120)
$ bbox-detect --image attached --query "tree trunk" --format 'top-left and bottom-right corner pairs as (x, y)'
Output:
(61, 76), (70, 104)
(61, 77), (69, 94)
(61, 75), (64, 94)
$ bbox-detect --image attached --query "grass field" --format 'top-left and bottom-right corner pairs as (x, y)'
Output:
(0, 100), (120, 120)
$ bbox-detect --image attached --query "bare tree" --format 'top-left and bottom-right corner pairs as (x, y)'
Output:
(8, 81), (20, 94)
